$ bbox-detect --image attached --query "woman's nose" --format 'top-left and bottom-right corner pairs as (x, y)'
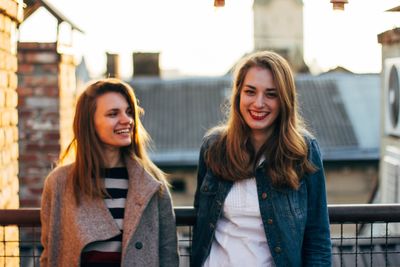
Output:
(254, 93), (264, 107)
(120, 114), (134, 125)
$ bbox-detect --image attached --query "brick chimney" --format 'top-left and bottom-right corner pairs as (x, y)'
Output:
(132, 52), (160, 77)
(106, 52), (120, 79)
(378, 28), (400, 57)
(17, 42), (77, 208)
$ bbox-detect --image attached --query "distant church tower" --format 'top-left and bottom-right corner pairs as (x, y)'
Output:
(253, 0), (307, 72)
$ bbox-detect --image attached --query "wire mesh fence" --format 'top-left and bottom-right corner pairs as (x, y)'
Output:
(1, 205), (400, 267)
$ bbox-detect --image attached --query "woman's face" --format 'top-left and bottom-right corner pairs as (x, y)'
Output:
(239, 66), (280, 140)
(94, 92), (134, 149)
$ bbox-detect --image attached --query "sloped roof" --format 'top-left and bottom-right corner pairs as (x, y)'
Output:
(298, 72), (380, 160)
(130, 77), (231, 166)
(297, 77), (358, 149)
(128, 73), (380, 166)
(386, 5), (400, 11)
(23, 0), (83, 32)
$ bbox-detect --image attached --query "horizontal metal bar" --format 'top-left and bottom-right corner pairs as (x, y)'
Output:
(0, 207), (197, 226)
(0, 208), (40, 226)
(328, 204), (400, 223)
(175, 206), (196, 226)
(2, 204), (400, 226)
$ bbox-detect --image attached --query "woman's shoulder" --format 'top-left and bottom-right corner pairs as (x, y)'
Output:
(301, 130), (318, 146)
(202, 126), (225, 148)
(300, 131), (324, 165)
(44, 163), (73, 188)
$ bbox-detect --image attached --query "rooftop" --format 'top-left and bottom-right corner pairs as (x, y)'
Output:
(129, 72), (380, 166)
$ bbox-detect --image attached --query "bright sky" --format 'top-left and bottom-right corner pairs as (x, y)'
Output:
(18, 0), (400, 78)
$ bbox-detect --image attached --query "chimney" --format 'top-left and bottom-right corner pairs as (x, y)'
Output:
(106, 52), (120, 78)
(132, 52), (160, 77)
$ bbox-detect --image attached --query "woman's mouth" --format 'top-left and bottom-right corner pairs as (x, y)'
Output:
(249, 110), (268, 120)
(114, 128), (131, 135)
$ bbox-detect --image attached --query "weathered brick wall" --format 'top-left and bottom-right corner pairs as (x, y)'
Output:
(17, 42), (76, 208)
(0, 1), (22, 266)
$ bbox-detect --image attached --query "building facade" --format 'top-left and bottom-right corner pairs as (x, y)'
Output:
(377, 28), (400, 205)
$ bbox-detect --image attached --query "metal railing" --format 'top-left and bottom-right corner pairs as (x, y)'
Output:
(1, 204), (400, 266)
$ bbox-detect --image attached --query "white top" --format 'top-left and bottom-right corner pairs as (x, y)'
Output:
(203, 177), (275, 267)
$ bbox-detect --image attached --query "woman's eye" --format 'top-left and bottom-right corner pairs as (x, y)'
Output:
(107, 112), (117, 117)
(266, 92), (277, 98)
(126, 109), (134, 117)
(244, 90), (255, 95)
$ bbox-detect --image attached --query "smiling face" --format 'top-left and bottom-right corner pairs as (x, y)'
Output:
(239, 66), (280, 144)
(94, 92), (134, 150)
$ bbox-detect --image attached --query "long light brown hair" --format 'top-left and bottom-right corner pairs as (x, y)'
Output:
(206, 51), (315, 189)
(61, 78), (166, 203)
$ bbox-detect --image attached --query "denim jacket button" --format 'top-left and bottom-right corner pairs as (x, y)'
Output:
(216, 200), (222, 206)
(209, 223), (215, 229)
(203, 185), (208, 192)
(274, 246), (281, 253)
(261, 192), (268, 200)
(267, 219), (273, 225)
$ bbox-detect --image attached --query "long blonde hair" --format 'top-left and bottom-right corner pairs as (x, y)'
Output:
(206, 51), (315, 189)
(61, 78), (166, 203)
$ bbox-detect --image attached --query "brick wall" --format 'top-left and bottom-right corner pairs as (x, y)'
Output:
(17, 42), (76, 208)
(0, 1), (23, 266)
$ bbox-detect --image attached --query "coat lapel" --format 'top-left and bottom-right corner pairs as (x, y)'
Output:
(66, 186), (121, 251)
(121, 157), (161, 254)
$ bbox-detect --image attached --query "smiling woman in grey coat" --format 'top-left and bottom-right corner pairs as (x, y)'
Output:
(40, 78), (179, 267)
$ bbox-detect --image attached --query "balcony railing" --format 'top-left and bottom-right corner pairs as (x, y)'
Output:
(1, 204), (400, 267)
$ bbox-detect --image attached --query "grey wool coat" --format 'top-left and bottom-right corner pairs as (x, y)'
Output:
(40, 157), (179, 267)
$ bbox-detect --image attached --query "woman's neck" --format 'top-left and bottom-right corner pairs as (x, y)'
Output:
(250, 128), (274, 154)
(251, 135), (265, 154)
(102, 146), (124, 168)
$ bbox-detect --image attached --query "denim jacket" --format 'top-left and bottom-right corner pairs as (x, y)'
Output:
(191, 135), (332, 267)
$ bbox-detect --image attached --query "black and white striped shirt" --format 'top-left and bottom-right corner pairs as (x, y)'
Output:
(81, 167), (129, 267)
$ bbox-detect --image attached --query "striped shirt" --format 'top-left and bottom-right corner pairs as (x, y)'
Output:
(81, 167), (129, 267)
